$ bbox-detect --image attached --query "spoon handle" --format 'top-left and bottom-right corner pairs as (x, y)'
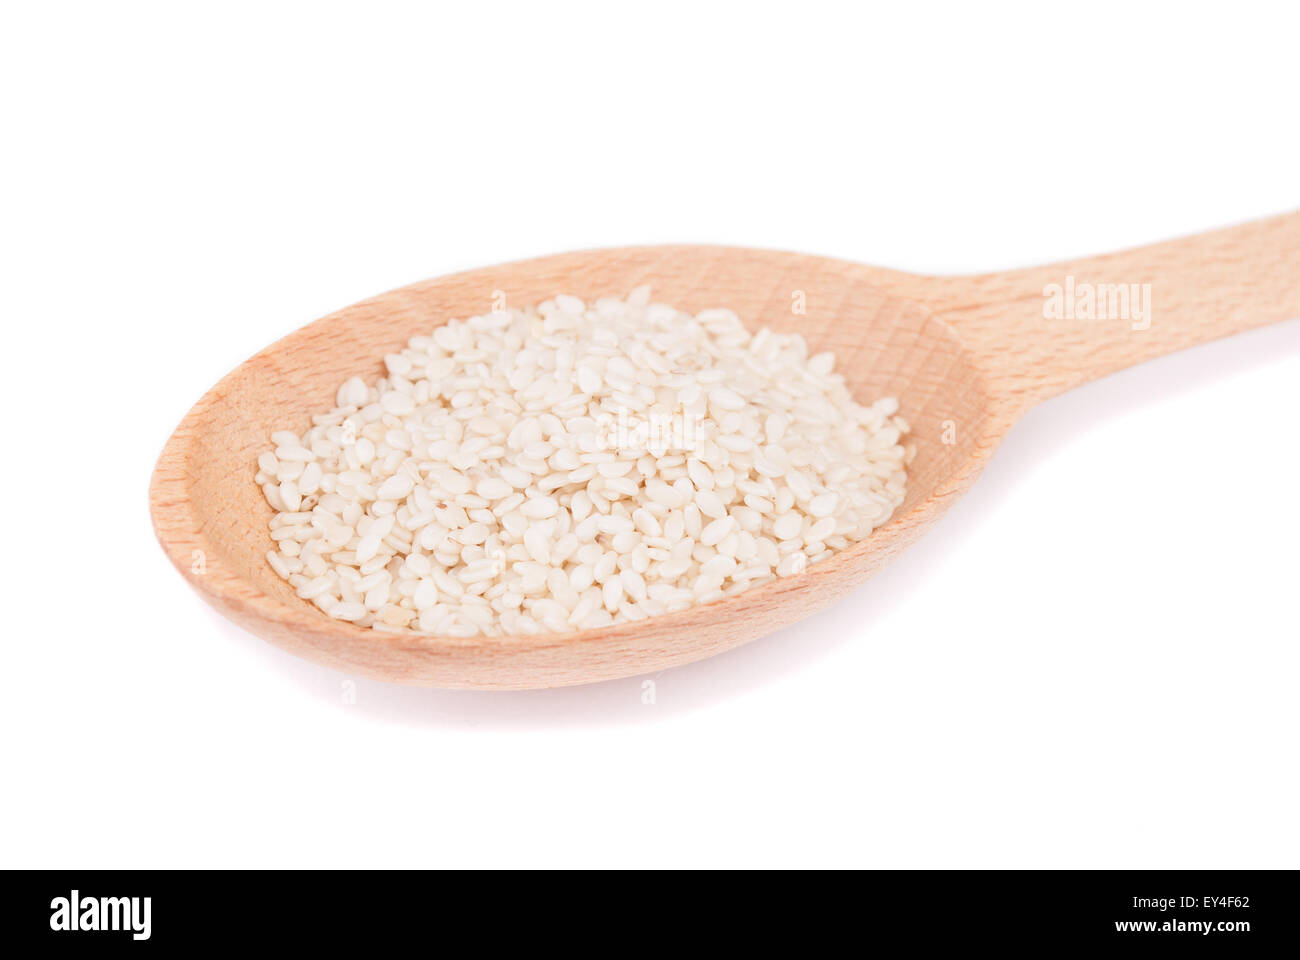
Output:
(932, 211), (1300, 409)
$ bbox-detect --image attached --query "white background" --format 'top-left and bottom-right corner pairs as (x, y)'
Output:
(2, 2), (1297, 868)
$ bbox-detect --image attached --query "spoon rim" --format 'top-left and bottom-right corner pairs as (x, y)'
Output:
(150, 244), (1012, 675)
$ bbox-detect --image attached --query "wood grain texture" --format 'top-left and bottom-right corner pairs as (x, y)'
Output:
(150, 213), (1300, 688)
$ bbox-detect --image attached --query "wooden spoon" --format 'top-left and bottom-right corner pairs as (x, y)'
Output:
(150, 213), (1300, 689)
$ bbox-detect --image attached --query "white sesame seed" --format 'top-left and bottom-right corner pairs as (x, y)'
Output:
(772, 513), (803, 541)
(376, 474), (413, 501)
(333, 602), (368, 621)
(602, 574), (623, 612)
(521, 495), (559, 519)
(700, 515), (736, 547)
(808, 492), (838, 518)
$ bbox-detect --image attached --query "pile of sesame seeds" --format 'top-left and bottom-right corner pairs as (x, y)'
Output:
(257, 288), (912, 636)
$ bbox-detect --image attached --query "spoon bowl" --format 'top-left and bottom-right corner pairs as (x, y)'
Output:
(151, 216), (1299, 688)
